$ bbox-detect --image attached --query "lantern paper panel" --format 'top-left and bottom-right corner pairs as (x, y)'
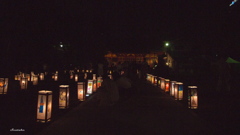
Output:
(78, 82), (85, 101)
(37, 90), (52, 123)
(59, 85), (69, 109)
(0, 78), (8, 94)
(75, 74), (78, 82)
(93, 74), (96, 80)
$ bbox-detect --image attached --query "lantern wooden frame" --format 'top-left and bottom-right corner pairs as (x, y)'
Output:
(77, 82), (86, 101)
(188, 86), (198, 109)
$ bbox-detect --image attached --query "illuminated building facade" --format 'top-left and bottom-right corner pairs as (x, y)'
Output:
(104, 51), (174, 68)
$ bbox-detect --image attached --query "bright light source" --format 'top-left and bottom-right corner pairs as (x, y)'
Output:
(60, 45), (63, 48)
(165, 43), (169, 47)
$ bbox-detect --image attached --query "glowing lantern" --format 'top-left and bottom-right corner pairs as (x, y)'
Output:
(188, 86), (198, 109)
(77, 82), (86, 101)
(0, 78), (8, 94)
(175, 82), (183, 100)
(15, 75), (21, 80)
(20, 77), (28, 89)
(93, 79), (97, 92)
(170, 81), (176, 96)
(165, 79), (170, 92)
(40, 73), (44, 80)
(178, 82), (183, 100)
(93, 74), (96, 80)
(153, 76), (158, 86)
(26, 74), (31, 81)
(86, 70), (89, 73)
(84, 73), (87, 79)
(97, 77), (102, 88)
(75, 74), (78, 82)
(53, 74), (58, 81)
(32, 75), (38, 85)
(86, 80), (93, 96)
(59, 85), (69, 109)
(37, 90), (52, 123)
(160, 77), (165, 90)
(108, 75), (112, 80)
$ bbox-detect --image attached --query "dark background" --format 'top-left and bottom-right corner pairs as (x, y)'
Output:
(1, 0), (240, 74)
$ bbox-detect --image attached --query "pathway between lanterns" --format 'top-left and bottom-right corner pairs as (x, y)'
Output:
(36, 79), (214, 135)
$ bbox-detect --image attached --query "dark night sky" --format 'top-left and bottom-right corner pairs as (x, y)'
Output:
(1, 0), (240, 69)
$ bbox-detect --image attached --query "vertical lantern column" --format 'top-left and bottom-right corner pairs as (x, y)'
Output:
(40, 73), (45, 81)
(75, 74), (78, 82)
(32, 75), (39, 85)
(59, 85), (69, 109)
(0, 78), (8, 94)
(37, 90), (52, 123)
(188, 86), (198, 109)
(77, 82), (86, 101)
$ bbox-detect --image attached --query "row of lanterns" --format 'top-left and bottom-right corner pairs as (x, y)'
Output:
(147, 74), (198, 109)
(1, 69), (104, 123)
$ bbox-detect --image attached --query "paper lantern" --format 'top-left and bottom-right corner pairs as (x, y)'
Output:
(53, 73), (58, 81)
(160, 77), (165, 90)
(84, 73), (87, 79)
(86, 80), (93, 96)
(93, 79), (97, 92)
(20, 77), (28, 89)
(37, 90), (52, 123)
(97, 77), (102, 88)
(75, 74), (78, 82)
(108, 75), (112, 80)
(165, 79), (170, 92)
(170, 81), (176, 96)
(175, 82), (183, 100)
(32, 75), (38, 85)
(40, 73), (45, 80)
(59, 85), (69, 109)
(174, 83), (179, 100)
(0, 78), (8, 94)
(178, 82), (183, 100)
(93, 74), (96, 80)
(77, 82), (86, 101)
(26, 74), (31, 81)
(188, 86), (198, 109)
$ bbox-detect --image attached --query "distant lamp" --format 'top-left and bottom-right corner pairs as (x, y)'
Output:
(20, 77), (28, 89)
(53, 73), (58, 81)
(188, 86), (198, 109)
(165, 42), (169, 47)
(59, 85), (69, 109)
(77, 82), (86, 101)
(0, 78), (8, 94)
(84, 73), (87, 79)
(37, 90), (52, 123)
(26, 74), (31, 81)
